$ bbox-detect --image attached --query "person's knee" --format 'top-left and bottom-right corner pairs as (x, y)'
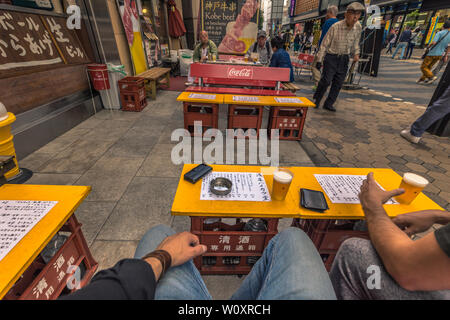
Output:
(276, 227), (313, 251)
(334, 237), (374, 267)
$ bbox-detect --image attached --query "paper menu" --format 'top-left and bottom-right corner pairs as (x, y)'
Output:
(314, 174), (399, 204)
(275, 97), (303, 104)
(232, 96), (260, 102)
(0, 200), (58, 262)
(188, 93), (217, 100)
(201, 172), (271, 201)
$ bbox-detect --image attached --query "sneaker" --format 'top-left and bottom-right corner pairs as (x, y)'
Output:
(427, 76), (438, 84)
(400, 129), (421, 144)
(185, 82), (194, 86)
(416, 78), (425, 84)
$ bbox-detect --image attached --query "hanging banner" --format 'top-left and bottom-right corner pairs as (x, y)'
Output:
(201, 0), (260, 54)
(117, 0), (147, 74)
(425, 15), (438, 44)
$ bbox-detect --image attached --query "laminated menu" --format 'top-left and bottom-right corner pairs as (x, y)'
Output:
(188, 93), (217, 100)
(274, 97), (303, 104)
(201, 172), (271, 201)
(314, 174), (399, 204)
(232, 96), (260, 102)
(0, 200), (58, 262)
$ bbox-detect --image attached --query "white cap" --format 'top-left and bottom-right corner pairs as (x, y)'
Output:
(0, 102), (8, 121)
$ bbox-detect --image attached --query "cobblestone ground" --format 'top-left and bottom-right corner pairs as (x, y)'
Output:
(296, 55), (450, 211)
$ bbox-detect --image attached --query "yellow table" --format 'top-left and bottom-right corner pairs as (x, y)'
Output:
(172, 164), (443, 219)
(0, 184), (95, 299)
(172, 164), (442, 274)
(172, 164), (444, 273)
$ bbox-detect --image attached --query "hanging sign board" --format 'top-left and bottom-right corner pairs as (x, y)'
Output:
(201, 0), (260, 55)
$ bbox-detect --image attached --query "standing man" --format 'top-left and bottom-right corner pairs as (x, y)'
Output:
(186, 31), (218, 86)
(391, 26), (411, 60)
(312, 5), (339, 90)
(386, 29), (398, 54)
(313, 2), (364, 112)
(405, 27), (420, 59)
(418, 20), (450, 84)
(400, 83), (450, 144)
(245, 30), (272, 65)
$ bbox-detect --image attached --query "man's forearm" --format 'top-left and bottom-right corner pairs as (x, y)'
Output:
(430, 210), (450, 225)
(364, 205), (413, 278)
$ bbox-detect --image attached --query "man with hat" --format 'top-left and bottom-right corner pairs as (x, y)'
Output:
(313, 2), (365, 112)
(245, 30), (272, 65)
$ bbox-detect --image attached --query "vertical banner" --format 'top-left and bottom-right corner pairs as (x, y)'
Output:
(117, 0), (147, 74)
(201, 0), (260, 54)
(425, 15), (438, 45)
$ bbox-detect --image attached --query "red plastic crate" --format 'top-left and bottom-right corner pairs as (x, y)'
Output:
(4, 216), (98, 300)
(183, 102), (219, 136)
(118, 76), (145, 92)
(268, 107), (308, 141)
(120, 90), (147, 112)
(191, 217), (279, 275)
(227, 105), (263, 138)
(291, 218), (369, 271)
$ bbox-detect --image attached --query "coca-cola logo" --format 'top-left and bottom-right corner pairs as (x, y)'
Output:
(227, 67), (253, 79)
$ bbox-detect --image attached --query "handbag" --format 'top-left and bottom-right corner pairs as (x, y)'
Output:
(422, 30), (449, 59)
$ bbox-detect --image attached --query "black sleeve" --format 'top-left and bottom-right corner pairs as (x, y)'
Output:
(435, 224), (450, 258)
(59, 259), (157, 300)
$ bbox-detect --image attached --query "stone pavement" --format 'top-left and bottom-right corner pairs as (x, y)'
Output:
(19, 90), (313, 299)
(296, 55), (450, 211)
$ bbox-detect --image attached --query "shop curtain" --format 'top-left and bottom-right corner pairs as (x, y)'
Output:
(167, 0), (186, 38)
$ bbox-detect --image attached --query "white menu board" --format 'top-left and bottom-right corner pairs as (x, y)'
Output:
(314, 174), (399, 204)
(0, 200), (58, 262)
(188, 93), (217, 100)
(201, 172), (271, 201)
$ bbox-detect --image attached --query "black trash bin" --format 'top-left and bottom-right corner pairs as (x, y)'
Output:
(426, 62), (450, 137)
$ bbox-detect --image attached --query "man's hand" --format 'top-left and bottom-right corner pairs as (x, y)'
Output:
(200, 56), (207, 63)
(156, 232), (207, 267)
(359, 172), (404, 211)
(393, 210), (449, 236)
(353, 54), (359, 62)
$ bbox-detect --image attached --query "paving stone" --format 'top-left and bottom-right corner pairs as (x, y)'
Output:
(386, 155), (407, 164)
(422, 162), (447, 173)
(401, 155), (424, 165)
(405, 162), (428, 173)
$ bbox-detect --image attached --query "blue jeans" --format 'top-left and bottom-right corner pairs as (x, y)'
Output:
(392, 42), (408, 59)
(410, 85), (450, 137)
(134, 225), (337, 300)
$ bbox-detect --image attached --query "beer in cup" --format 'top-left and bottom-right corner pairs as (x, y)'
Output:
(272, 169), (294, 201)
(396, 172), (429, 204)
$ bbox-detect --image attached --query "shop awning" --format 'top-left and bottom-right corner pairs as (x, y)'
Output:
(420, 0), (450, 11)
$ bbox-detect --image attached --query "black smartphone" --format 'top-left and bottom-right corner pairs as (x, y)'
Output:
(184, 164), (213, 184)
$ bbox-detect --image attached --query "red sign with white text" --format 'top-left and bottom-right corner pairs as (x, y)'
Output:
(227, 66), (254, 79)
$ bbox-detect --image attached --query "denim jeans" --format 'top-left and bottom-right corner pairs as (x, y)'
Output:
(410, 85), (450, 137)
(134, 225), (337, 300)
(392, 42), (408, 59)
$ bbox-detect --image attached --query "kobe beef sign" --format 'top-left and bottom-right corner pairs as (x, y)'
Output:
(201, 0), (260, 55)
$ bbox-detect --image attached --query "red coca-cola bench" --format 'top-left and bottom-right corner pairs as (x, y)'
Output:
(186, 63), (296, 96)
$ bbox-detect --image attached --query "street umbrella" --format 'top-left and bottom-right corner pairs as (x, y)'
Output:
(167, 0), (186, 38)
